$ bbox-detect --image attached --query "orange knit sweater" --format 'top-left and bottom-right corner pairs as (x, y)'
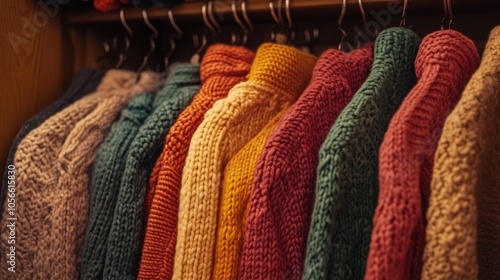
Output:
(422, 26), (500, 280)
(139, 45), (254, 280)
(173, 44), (317, 280)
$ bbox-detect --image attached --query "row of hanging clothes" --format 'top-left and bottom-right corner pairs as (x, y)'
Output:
(1, 0), (499, 279)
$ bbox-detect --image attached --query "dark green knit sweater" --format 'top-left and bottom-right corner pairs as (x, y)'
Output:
(80, 93), (154, 280)
(304, 28), (420, 280)
(103, 64), (201, 280)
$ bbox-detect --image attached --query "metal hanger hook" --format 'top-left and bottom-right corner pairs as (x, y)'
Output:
(202, 2), (217, 36)
(400, 0), (408, 27)
(241, 0), (254, 33)
(338, 0), (347, 50)
(441, 0), (453, 30)
(358, 0), (367, 28)
(208, 0), (222, 34)
(138, 10), (159, 73)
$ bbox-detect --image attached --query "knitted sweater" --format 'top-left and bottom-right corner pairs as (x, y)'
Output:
(173, 43), (317, 280)
(307, 28), (420, 280)
(0, 68), (103, 219)
(213, 110), (284, 280)
(140, 45), (254, 280)
(236, 45), (374, 280)
(103, 64), (201, 280)
(422, 26), (500, 280)
(0, 70), (137, 280)
(365, 30), (479, 280)
(81, 93), (155, 280)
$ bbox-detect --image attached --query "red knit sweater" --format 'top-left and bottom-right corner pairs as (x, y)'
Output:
(239, 45), (374, 280)
(365, 30), (480, 280)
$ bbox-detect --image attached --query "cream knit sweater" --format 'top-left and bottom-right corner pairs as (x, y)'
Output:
(173, 43), (317, 280)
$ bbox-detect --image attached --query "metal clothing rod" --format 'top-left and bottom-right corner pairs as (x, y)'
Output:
(65, 0), (499, 24)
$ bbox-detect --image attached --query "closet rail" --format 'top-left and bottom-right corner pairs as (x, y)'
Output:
(65, 0), (499, 24)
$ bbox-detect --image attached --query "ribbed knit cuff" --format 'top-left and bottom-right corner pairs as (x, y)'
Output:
(247, 43), (318, 99)
(415, 30), (479, 85)
(200, 44), (255, 82)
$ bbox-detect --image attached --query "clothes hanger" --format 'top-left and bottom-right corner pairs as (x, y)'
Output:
(164, 9), (182, 68)
(441, 0), (453, 30)
(137, 9), (159, 73)
(190, 1), (214, 64)
(231, 0), (249, 45)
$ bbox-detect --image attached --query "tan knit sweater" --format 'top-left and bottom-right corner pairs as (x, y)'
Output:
(422, 26), (500, 280)
(0, 70), (152, 279)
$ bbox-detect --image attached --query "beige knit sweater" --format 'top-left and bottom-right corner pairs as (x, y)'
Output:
(422, 26), (500, 280)
(0, 70), (157, 279)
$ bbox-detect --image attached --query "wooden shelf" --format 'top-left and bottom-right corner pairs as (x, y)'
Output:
(64, 0), (500, 24)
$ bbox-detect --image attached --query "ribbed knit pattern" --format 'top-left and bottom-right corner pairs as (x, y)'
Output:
(81, 93), (155, 280)
(213, 110), (284, 280)
(103, 64), (201, 280)
(173, 43), (317, 280)
(237, 45), (374, 280)
(0, 68), (103, 219)
(422, 26), (500, 280)
(365, 30), (479, 280)
(0, 70), (137, 280)
(94, 0), (129, 12)
(306, 28), (420, 280)
(140, 45), (254, 280)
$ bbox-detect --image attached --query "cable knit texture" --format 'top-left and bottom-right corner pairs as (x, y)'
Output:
(103, 64), (201, 280)
(81, 93), (154, 280)
(0, 68), (103, 219)
(139, 45), (254, 280)
(237, 45), (374, 280)
(306, 28), (420, 280)
(365, 30), (480, 280)
(94, 0), (129, 12)
(173, 43), (317, 280)
(422, 26), (500, 280)
(0, 70), (137, 280)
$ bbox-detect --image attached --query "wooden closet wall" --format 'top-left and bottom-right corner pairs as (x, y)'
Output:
(0, 0), (498, 174)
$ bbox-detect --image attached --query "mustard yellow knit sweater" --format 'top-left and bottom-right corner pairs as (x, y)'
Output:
(173, 43), (317, 280)
(422, 26), (500, 280)
(212, 111), (284, 280)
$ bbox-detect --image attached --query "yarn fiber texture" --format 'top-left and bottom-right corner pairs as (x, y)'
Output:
(365, 30), (480, 280)
(103, 64), (201, 280)
(173, 43), (317, 280)
(0, 68), (103, 220)
(0, 69), (138, 280)
(422, 26), (500, 280)
(307, 27), (420, 280)
(49, 71), (159, 280)
(237, 44), (374, 280)
(139, 45), (254, 280)
(80, 93), (154, 280)
(213, 110), (284, 280)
